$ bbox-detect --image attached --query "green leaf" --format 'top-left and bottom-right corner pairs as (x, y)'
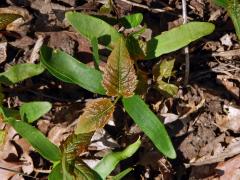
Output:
(49, 163), (63, 180)
(6, 118), (61, 162)
(102, 37), (137, 97)
(214, 0), (228, 7)
(122, 95), (176, 159)
(75, 98), (115, 134)
(120, 13), (143, 28)
(157, 80), (178, 97)
(65, 12), (121, 48)
(20, 101), (52, 123)
(145, 22), (215, 59)
(214, 0), (240, 40)
(40, 46), (106, 95)
(158, 59), (175, 79)
(111, 168), (133, 180)
(0, 63), (45, 85)
(94, 138), (141, 179)
(91, 37), (100, 70)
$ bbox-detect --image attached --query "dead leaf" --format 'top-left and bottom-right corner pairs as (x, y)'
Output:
(216, 154), (240, 180)
(103, 37), (137, 97)
(0, 42), (7, 64)
(215, 105), (240, 133)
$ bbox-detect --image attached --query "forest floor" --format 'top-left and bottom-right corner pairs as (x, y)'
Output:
(1, 0), (240, 179)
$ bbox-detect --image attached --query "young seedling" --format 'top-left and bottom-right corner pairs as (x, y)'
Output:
(39, 12), (215, 179)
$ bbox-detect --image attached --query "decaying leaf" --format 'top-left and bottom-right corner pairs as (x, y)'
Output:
(0, 42), (7, 64)
(103, 37), (137, 97)
(0, 6), (31, 34)
(75, 98), (115, 134)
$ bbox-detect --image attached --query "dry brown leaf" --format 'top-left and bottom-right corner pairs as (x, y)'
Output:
(0, 6), (31, 34)
(216, 154), (240, 180)
(75, 98), (115, 134)
(103, 37), (137, 97)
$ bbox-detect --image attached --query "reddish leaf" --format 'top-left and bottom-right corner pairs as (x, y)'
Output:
(103, 37), (137, 97)
(75, 98), (114, 134)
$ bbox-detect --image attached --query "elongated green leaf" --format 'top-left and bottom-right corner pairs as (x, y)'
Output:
(0, 63), (45, 85)
(91, 37), (100, 70)
(65, 12), (121, 48)
(94, 138), (141, 179)
(145, 22), (215, 59)
(75, 98), (114, 134)
(49, 163), (63, 180)
(40, 46), (105, 95)
(120, 13), (143, 28)
(111, 168), (133, 180)
(122, 95), (176, 159)
(102, 37), (137, 97)
(215, 0), (240, 40)
(6, 118), (61, 162)
(20, 101), (52, 123)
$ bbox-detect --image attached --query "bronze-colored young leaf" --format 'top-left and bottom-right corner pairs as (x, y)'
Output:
(62, 133), (93, 157)
(103, 37), (137, 97)
(75, 98), (114, 134)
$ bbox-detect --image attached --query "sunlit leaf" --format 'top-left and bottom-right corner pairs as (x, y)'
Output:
(120, 13), (143, 28)
(0, 63), (45, 85)
(65, 12), (121, 48)
(49, 163), (63, 180)
(214, 0), (240, 40)
(0, 13), (22, 30)
(40, 46), (105, 95)
(94, 138), (141, 179)
(122, 95), (176, 159)
(99, 0), (113, 14)
(145, 22), (215, 59)
(6, 118), (61, 162)
(157, 80), (178, 97)
(20, 101), (52, 123)
(158, 59), (175, 79)
(75, 98), (114, 134)
(103, 37), (137, 97)
(110, 168), (133, 180)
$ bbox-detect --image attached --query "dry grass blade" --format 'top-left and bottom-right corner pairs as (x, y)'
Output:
(75, 98), (115, 134)
(103, 37), (137, 97)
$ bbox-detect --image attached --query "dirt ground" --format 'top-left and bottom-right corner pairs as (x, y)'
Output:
(1, 0), (240, 179)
